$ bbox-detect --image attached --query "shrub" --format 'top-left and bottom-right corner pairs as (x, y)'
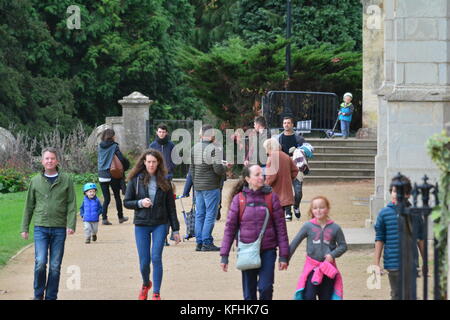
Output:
(0, 168), (31, 193)
(68, 173), (99, 185)
(0, 127), (39, 173)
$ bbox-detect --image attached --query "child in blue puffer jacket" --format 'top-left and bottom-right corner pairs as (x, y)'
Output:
(80, 183), (103, 244)
(338, 92), (355, 139)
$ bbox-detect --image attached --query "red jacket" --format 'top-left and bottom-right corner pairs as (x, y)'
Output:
(265, 151), (299, 207)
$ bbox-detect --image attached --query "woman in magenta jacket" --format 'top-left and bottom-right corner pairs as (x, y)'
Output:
(220, 165), (289, 300)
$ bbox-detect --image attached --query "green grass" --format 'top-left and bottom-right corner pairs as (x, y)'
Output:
(0, 184), (93, 268)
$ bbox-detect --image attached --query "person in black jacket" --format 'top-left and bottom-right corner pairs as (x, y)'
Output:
(97, 128), (129, 225)
(124, 149), (181, 300)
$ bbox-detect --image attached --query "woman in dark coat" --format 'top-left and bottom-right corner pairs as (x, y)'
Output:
(124, 149), (180, 300)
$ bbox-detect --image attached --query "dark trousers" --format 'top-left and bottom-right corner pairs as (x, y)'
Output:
(388, 270), (400, 300)
(241, 249), (277, 300)
(293, 179), (303, 210)
(303, 270), (335, 300)
(100, 179), (123, 220)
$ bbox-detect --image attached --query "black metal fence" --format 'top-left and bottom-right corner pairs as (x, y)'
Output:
(393, 173), (440, 300)
(262, 91), (339, 132)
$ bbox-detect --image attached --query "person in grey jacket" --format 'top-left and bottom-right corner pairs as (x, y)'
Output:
(190, 124), (230, 251)
(289, 196), (347, 300)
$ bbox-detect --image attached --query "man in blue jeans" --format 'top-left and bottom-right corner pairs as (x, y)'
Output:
(21, 147), (77, 300)
(190, 124), (230, 251)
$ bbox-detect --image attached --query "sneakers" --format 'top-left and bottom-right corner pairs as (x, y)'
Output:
(102, 219), (112, 225)
(201, 244), (220, 252)
(92, 235), (97, 242)
(294, 208), (301, 219)
(138, 282), (152, 300)
(195, 244), (202, 251)
(85, 238), (90, 244)
(119, 217), (129, 224)
(285, 213), (292, 222)
(152, 293), (161, 300)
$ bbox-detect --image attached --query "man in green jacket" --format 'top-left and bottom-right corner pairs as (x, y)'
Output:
(21, 147), (77, 300)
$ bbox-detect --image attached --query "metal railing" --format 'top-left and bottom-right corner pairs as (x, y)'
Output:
(393, 173), (440, 300)
(262, 91), (338, 132)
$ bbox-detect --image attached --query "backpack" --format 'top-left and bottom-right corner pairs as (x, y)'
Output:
(238, 191), (273, 221)
(110, 154), (124, 179)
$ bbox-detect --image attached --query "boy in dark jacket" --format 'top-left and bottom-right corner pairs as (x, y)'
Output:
(80, 183), (103, 244)
(374, 175), (425, 300)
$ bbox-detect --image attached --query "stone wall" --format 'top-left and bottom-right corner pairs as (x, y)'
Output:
(370, 0), (450, 224)
(361, 0), (384, 138)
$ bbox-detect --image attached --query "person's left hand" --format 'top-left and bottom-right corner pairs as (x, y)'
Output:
(67, 229), (75, 235)
(279, 262), (288, 271)
(325, 254), (334, 263)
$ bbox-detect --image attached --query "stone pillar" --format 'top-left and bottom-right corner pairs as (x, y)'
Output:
(360, 0), (384, 139)
(370, 0), (450, 223)
(118, 92), (153, 153)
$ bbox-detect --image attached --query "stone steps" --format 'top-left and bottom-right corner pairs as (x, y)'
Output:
(312, 153), (376, 162)
(304, 138), (377, 182)
(313, 146), (377, 155)
(309, 161), (375, 170)
(308, 168), (375, 177)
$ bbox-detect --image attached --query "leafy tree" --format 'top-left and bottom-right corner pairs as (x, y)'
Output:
(0, 0), (75, 135)
(179, 37), (362, 129)
(234, 0), (362, 51)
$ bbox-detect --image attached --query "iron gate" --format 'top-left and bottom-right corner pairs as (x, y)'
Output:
(393, 173), (440, 300)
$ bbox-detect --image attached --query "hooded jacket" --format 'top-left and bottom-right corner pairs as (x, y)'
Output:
(220, 186), (290, 264)
(149, 136), (176, 180)
(97, 141), (128, 179)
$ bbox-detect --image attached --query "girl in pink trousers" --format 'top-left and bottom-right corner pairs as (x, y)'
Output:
(289, 196), (347, 300)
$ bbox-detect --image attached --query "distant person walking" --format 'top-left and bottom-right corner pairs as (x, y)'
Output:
(97, 128), (129, 225)
(263, 138), (299, 222)
(21, 147), (77, 300)
(124, 149), (181, 300)
(275, 116), (305, 220)
(220, 165), (289, 300)
(190, 124), (229, 251)
(148, 123), (176, 181)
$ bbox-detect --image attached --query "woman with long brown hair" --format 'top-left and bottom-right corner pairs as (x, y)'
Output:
(124, 149), (180, 300)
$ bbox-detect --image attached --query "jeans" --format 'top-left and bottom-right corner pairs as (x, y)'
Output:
(293, 179), (303, 211)
(195, 189), (220, 245)
(33, 226), (67, 300)
(303, 270), (335, 300)
(100, 179), (123, 220)
(135, 224), (167, 293)
(340, 120), (350, 138)
(241, 249), (277, 300)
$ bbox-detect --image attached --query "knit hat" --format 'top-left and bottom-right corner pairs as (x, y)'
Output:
(343, 92), (353, 99)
